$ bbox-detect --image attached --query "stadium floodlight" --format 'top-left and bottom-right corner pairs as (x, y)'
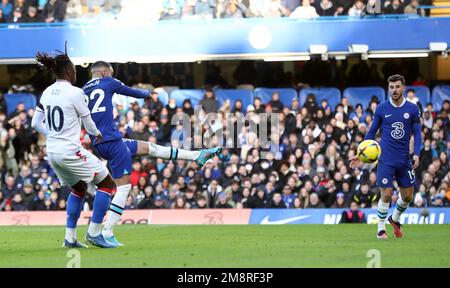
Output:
(429, 42), (448, 52)
(348, 44), (369, 54)
(368, 52), (429, 59)
(309, 45), (328, 54)
(263, 55), (311, 62)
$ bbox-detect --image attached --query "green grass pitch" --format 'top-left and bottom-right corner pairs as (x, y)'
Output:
(0, 225), (449, 268)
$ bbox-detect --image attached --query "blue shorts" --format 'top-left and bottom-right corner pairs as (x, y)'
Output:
(376, 160), (415, 188)
(94, 138), (138, 179)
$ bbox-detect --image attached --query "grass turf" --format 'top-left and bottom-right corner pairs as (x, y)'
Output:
(0, 224), (449, 268)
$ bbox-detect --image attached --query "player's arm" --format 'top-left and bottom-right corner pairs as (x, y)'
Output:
(31, 103), (48, 136)
(350, 108), (381, 168)
(412, 106), (422, 169)
(74, 92), (102, 140)
(364, 108), (382, 140)
(112, 78), (150, 99)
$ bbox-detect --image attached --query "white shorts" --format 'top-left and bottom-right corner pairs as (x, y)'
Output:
(48, 147), (109, 187)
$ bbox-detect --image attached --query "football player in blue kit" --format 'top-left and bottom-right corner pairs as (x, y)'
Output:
(83, 61), (221, 247)
(350, 74), (422, 239)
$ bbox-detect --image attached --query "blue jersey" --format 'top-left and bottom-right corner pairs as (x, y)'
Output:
(365, 98), (422, 164)
(82, 77), (149, 145)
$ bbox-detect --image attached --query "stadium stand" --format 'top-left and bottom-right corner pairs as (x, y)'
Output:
(343, 87), (386, 110)
(299, 88), (341, 111)
(254, 88), (298, 108)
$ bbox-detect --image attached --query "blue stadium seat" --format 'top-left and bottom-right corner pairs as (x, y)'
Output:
(299, 88), (341, 111)
(215, 89), (254, 112)
(405, 86), (431, 106)
(4, 93), (37, 116)
(254, 88), (298, 108)
(170, 89), (204, 107)
(431, 85), (450, 111)
(343, 87), (385, 110)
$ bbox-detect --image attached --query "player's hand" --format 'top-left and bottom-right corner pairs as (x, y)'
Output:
(95, 131), (103, 143)
(412, 155), (419, 169)
(349, 155), (363, 169)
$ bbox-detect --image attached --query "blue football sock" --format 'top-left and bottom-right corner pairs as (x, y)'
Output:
(66, 193), (83, 229)
(91, 190), (112, 224)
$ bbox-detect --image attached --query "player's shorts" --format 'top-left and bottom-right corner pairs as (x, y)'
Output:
(48, 147), (109, 187)
(94, 138), (138, 179)
(376, 159), (415, 188)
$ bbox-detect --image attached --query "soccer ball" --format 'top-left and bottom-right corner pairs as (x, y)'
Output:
(357, 140), (381, 164)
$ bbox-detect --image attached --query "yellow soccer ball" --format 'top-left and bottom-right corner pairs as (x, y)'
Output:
(357, 140), (381, 164)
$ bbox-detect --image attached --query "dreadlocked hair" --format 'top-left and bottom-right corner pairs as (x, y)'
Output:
(35, 42), (71, 78)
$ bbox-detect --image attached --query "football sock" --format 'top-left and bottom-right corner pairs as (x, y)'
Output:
(148, 142), (200, 161)
(88, 189), (112, 237)
(392, 194), (409, 222)
(102, 184), (130, 238)
(377, 199), (389, 232)
(66, 192), (83, 242)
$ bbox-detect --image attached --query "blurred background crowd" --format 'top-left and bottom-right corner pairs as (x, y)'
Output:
(0, 74), (449, 211)
(0, 0), (435, 24)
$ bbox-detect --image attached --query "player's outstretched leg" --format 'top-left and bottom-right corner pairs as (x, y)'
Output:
(64, 182), (88, 248)
(388, 187), (413, 238)
(86, 175), (117, 248)
(376, 189), (390, 240)
(145, 142), (222, 167)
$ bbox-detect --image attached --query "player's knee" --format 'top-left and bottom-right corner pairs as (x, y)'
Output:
(97, 175), (117, 195)
(402, 194), (413, 203)
(71, 181), (87, 198)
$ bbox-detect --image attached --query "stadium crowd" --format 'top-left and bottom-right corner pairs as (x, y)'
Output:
(0, 0), (433, 24)
(0, 78), (449, 211)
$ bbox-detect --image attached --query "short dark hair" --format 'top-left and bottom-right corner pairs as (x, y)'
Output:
(406, 88), (415, 94)
(387, 74), (405, 86)
(91, 61), (112, 72)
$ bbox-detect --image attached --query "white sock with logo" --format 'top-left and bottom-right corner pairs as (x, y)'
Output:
(65, 228), (76, 243)
(377, 199), (389, 232)
(392, 195), (409, 222)
(102, 184), (131, 238)
(148, 142), (199, 161)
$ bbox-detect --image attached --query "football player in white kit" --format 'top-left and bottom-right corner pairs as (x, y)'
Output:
(31, 47), (118, 248)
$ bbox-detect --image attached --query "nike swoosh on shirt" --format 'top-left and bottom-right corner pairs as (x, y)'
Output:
(260, 215), (311, 225)
(385, 114), (392, 118)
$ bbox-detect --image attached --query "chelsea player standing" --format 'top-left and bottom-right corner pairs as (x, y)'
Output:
(83, 61), (221, 247)
(350, 74), (422, 239)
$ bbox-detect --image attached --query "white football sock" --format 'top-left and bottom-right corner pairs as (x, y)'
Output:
(65, 228), (76, 243)
(377, 199), (389, 232)
(88, 222), (102, 237)
(102, 184), (130, 238)
(392, 195), (409, 222)
(148, 142), (199, 161)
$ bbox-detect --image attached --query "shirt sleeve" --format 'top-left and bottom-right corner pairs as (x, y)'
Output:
(364, 107), (381, 140)
(111, 78), (150, 99)
(73, 90), (91, 118)
(31, 106), (48, 136)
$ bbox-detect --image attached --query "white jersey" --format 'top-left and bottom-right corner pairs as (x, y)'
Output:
(37, 80), (91, 154)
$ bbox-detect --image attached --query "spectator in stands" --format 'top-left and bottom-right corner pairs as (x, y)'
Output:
(65, 0), (83, 19)
(384, 0), (404, 14)
(365, 0), (381, 16)
(316, 0), (335, 16)
(266, 192), (287, 208)
(282, 0), (300, 12)
(23, 6), (41, 22)
(404, 0), (425, 16)
(262, 0), (290, 17)
(200, 88), (219, 113)
(307, 192), (324, 208)
(42, 0), (66, 22)
(339, 201), (366, 223)
(0, 6), (6, 22)
(8, 7), (23, 22)
(221, 0), (246, 18)
(0, 0), (13, 20)
(194, 0), (216, 19)
(406, 88), (423, 114)
(348, 0), (365, 18)
(289, 0), (318, 19)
